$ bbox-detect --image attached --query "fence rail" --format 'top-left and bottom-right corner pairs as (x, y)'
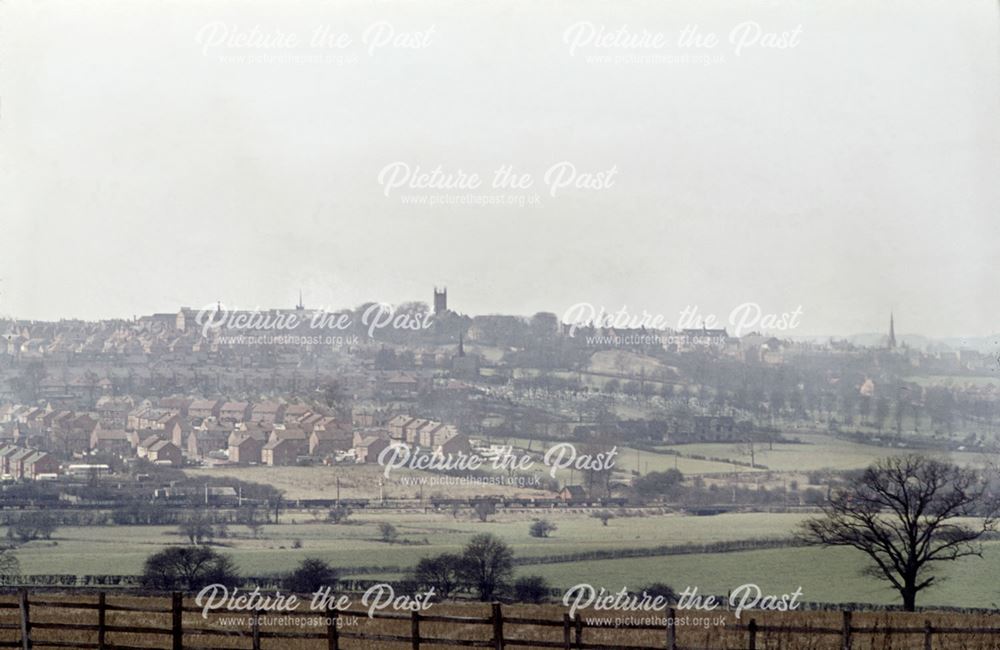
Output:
(2, 590), (1000, 649)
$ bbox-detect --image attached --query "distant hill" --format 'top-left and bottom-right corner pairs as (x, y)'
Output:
(788, 333), (1000, 354)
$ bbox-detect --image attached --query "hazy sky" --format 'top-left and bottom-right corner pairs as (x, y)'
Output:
(1, 0), (998, 337)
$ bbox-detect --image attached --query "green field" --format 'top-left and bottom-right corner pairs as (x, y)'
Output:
(10, 511), (807, 576)
(500, 437), (745, 476)
(184, 464), (553, 500)
(660, 433), (995, 473)
(499, 432), (995, 479)
(10, 508), (999, 609)
(520, 543), (1000, 609)
(612, 446), (753, 476)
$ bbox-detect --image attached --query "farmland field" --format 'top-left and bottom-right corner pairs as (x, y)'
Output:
(659, 433), (996, 472)
(499, 437), (747, 476)
(9, 511), (809, 576)
(183, 464), (553, 500)
(9, 501), (999, 611)
(519, 543), (1000, 608)
(17, 508), (1000, 608)
(493, 432), (994, 478)
(186, 447), (744, 498)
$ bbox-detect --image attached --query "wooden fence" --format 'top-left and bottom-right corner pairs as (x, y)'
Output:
(730, 610), (1000, 650)
(1, 591), (1000, 649)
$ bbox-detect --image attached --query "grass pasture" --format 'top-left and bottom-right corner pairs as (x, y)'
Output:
(356, 542), (1000, 610)
(660, 433), (997, 473)
(184, 464), (553, 501)
(14, 509), (1000, 609)
(499, 437), (746, 476)
(10, 511), (810, 576)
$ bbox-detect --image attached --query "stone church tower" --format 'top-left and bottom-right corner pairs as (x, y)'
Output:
(433, 287), (448, 315)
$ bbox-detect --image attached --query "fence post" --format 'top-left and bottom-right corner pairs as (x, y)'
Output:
(747, 618), (757, 650)
(574, 614), (583, 649)
(842, 610), (852, 650)
(491, 602), (504, 650)
(665, 607), (677, 650)
(411, 610), (421, 650)
(326, 606), (339, 650)
(97, 592), (107, 650)
(18, 589), (30, 650)
(171, 592), (183, 650)
(924, 619), (932, 650)
(251, 609), (261, 650)
(562, 614), (571, 650)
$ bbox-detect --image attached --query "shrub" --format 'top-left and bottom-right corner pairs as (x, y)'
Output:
(378, 522), (399, 543)
(592, 511), (614, 526)
(7, 512), (58, 543)
(637, 582), (677, 602)
(458, 534), (514, 601)
(0, 549), (19, 578)
(529, 519), (557, 538)
(513, 575), (550, 603)
(140, 546), (239, 592)
(328, 506), (352, 524)
(413, 553), (463, 600)
(179, 511), (214, 545)
(283, 558), (339, 594)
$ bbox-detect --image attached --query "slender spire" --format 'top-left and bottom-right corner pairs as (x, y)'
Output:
(296, 290), (304, 310)
(888, 312), (896, 349)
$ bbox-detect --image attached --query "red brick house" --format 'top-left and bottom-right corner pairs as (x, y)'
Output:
(219, 402), (252, 424)
(24, 451), (60, 479)
(354, 434), (391, 464)
(228, 432), (263, 465)
(262, 438), (303, 466)
(147, 440), (182, 466)
(250, 402), (286, 424)
(188, 399), (222, 420)
(186, 425), (230, 459)
(90, 428), (131, 455)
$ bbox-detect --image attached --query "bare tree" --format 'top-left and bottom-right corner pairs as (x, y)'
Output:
(733, 438), (755, 468)
(284, 558), (339, 593)
(800, 455), (997, 610)
(592, 510), (614, 526)
(580, 442), (615, 498)
(179, 510), (214, 544)
(473, 500), (495, 523)
(240, 506), (264, 538)
(458, 533), (514, 601)
(378, 522), (399, 543)
(0, 549), (20, 579)
(529, 519), (557, 538)
(141, 546), (239, 591)
(327, 506), (352, 524)
(413, 553), (463, 600)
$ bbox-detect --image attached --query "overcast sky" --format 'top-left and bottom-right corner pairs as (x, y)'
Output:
(1, 0), (997, 338)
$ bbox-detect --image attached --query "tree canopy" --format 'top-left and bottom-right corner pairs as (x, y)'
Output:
(800, 455), (998, 610)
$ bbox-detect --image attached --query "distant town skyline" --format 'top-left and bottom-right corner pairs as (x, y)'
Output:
(0, 289), (995, 347)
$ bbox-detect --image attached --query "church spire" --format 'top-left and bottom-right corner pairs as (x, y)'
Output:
(888, 312), (896, 349)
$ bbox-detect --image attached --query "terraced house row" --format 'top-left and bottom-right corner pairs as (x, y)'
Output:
(0, 444), (60, 480)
